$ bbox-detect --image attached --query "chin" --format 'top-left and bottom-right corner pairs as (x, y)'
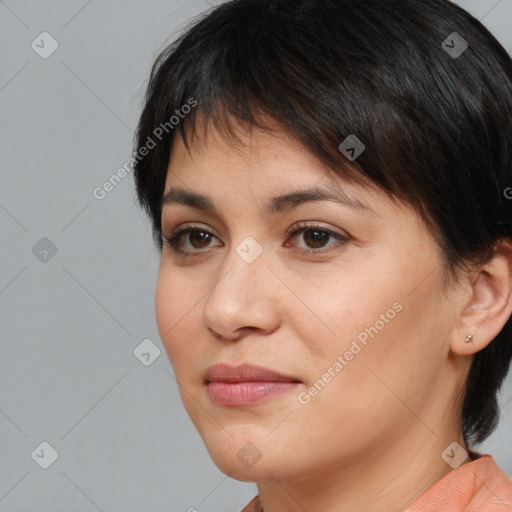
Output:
(212, 457), (268, 482)
(198, 427), (284, 481)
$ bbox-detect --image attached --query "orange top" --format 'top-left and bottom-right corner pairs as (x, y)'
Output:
(241, 453), (512, 511)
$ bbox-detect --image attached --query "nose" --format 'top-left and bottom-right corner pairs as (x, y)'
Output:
(201, 240), (281, 341)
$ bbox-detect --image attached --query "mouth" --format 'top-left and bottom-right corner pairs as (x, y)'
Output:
(204, 363), (301, 384)
(204, 363), (302, 406)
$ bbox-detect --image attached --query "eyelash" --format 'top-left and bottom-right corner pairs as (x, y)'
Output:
(161, 222), (349, 258)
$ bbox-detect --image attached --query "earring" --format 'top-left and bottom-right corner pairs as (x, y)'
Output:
(465, 334), (474, 343)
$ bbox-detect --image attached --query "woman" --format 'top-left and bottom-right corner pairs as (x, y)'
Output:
(132, 0), (512, 510)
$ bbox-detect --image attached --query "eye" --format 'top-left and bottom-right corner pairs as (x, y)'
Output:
(162, 224), (222, 256)
(162, 222), (349, 258)
(284, 222), (349, 255)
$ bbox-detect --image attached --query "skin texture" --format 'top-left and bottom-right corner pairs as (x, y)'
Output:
(155, 118), (512, 512)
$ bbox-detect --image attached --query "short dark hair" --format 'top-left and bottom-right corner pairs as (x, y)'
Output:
(132, 0), (512, 446)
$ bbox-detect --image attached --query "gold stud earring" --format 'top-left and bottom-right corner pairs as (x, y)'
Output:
(465, 333), (474, 343)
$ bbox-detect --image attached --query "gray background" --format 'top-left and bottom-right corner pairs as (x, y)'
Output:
(1, 1), (511, 511)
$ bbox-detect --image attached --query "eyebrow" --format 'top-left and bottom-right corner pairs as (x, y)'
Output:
(161, 185), (375, 216)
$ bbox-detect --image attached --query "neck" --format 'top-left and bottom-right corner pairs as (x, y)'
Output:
(256, 417), (469, 512)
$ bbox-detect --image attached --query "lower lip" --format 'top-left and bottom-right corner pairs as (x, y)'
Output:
(207, 381), (300, 406)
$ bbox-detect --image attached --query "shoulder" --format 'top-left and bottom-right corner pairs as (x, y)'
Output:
(406, 453), (512, 512)
(240, 495), (261, 512)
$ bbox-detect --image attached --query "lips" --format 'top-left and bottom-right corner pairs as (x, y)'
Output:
(204, 363), (301, 384)
(204, 363), (302, 406)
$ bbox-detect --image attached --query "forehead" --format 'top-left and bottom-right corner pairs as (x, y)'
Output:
(167, 118), (373, 191)
(168, 116), (313, 171)
(162, 112), (409, 223)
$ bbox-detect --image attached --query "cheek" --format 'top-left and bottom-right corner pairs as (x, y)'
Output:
(309, 274), (449, 422)
(155, 265), (202, 373)
(295, 254), (446, 397)
(285, 264), (403, 364)
(155, 268), (176, 349)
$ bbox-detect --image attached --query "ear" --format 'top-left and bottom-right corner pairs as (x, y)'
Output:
(450, 238), (512, 356)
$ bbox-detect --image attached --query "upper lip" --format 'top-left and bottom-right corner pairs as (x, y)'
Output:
(204, 363), (301, 383)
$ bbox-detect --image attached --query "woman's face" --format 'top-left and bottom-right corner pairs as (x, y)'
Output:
(155, 121), (467, 483)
